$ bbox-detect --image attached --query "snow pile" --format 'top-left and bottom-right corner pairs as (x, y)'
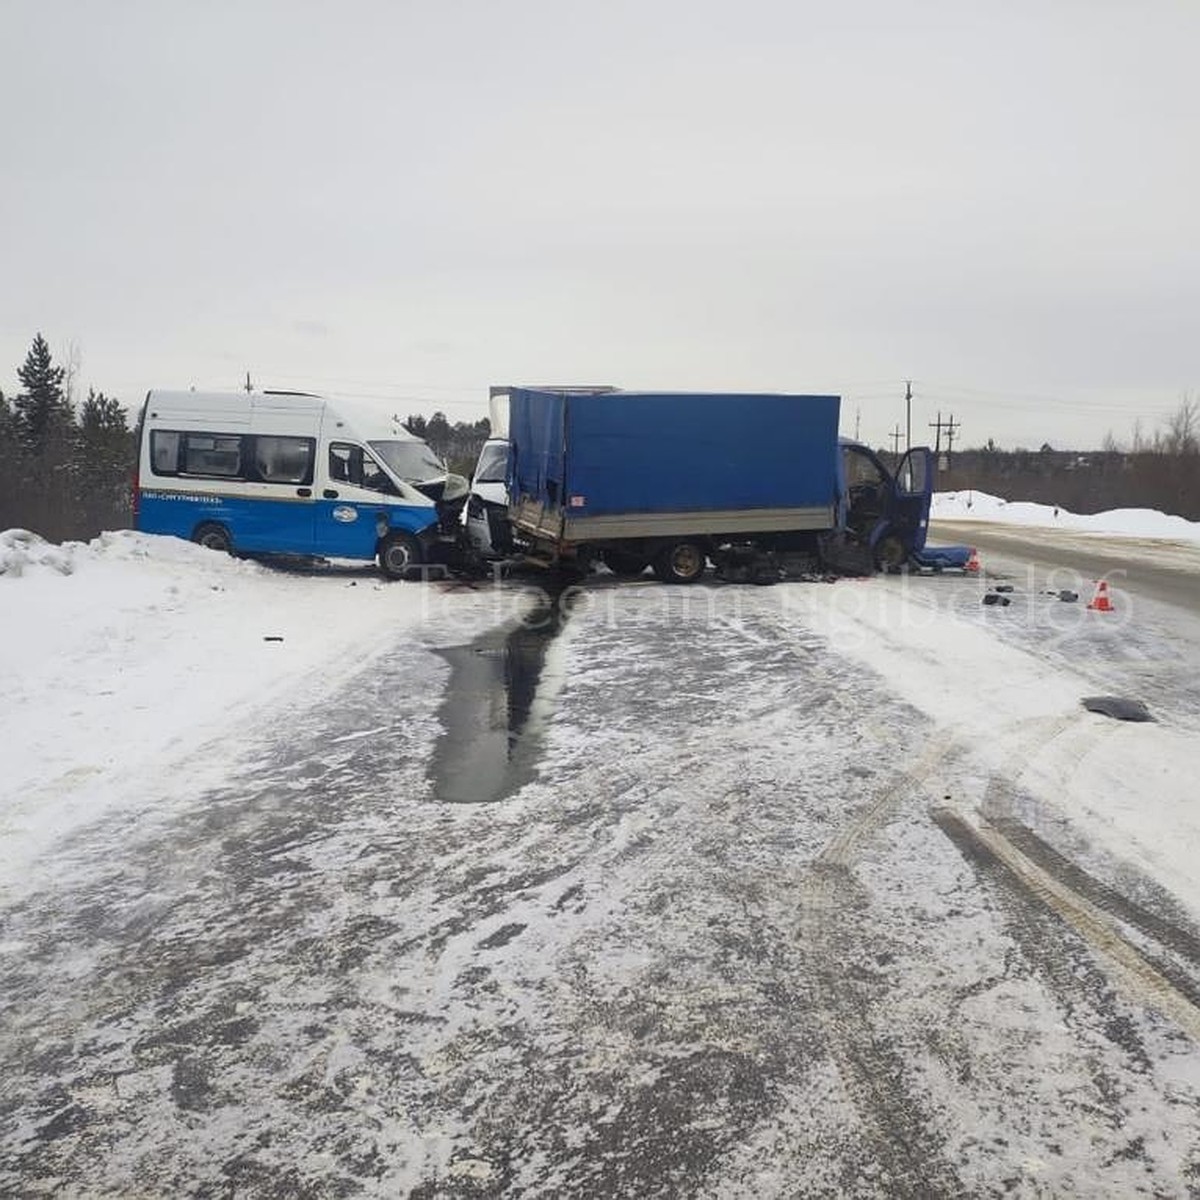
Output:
(0, 528), (79, 576)
(932, 490), (1200, 544)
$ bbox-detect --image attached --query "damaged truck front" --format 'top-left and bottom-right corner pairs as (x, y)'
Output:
(505, 387), (943, 582)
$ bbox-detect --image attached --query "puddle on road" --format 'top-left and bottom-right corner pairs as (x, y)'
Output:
(430, 589), (571, 803)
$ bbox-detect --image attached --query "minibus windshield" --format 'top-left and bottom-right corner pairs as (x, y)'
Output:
(370, 440), (446, 484)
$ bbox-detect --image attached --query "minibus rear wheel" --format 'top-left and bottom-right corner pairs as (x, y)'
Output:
(379, 532), (422, 580)
(193, 522), (233, 555)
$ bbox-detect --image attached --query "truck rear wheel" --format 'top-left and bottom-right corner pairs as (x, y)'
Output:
(192, 522), (233, 555)
(652, 540), (707, 584)
(379, 532), (423, 579)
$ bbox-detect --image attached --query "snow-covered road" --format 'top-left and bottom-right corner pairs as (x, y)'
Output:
(3, 532), (1200, 1196)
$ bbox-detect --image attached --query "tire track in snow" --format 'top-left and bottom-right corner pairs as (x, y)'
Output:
(990, 817), (1200, 971)
(796, 738), (964, 1199)
(932, 810), (1200, 1047)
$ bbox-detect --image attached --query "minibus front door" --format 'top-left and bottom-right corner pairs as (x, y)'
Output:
(316, 443), (436, 563)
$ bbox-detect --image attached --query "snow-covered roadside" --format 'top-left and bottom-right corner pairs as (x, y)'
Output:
(933, 489), (1200, 545)
(0, 530), (516, 903)
(775, 572), (1200, 918)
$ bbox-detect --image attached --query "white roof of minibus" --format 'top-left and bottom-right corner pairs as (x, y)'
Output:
(145, 390), (324, 420)
(144, 391), (427, 444)
(322, 397), (425, 443)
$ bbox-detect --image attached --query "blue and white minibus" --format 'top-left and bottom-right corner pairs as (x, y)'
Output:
(135, 390), (466, 577)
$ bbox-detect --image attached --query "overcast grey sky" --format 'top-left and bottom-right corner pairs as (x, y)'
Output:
(2, 0), (1197, 450)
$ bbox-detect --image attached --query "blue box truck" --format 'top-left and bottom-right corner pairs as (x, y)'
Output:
(506, 387), (941, 582)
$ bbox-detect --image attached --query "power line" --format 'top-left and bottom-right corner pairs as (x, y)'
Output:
(911, 379), (1169, 414)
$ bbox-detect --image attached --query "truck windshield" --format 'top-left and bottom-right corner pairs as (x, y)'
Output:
(474, 441), (509, 484)
(369, 439), (446, 484)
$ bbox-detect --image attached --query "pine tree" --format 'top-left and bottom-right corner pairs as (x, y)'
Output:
(14, 333), (73, 456)
(0, 389), (13, 444)
(79, 388), (128, 438)
(75, 388), (134, 536)
(0, 389), (17, 528)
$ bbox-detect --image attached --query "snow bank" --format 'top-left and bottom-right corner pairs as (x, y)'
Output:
(932, 491), (1200, 545)
(0, 527), (81, 576)
(0, 530), (506, 901)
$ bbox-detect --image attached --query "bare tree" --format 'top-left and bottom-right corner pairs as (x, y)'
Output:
(60, 339), (83, 413)
(1164, 394), (1199, 455)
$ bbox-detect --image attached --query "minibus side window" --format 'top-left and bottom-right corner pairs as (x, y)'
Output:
(361, 451), (399, 495)
(150, 430), (181, 475)
(254, 436), (315, 485)
(329, 444), (354, 484)
(329, 442), (399, 495)
(184, 433), (243, 478)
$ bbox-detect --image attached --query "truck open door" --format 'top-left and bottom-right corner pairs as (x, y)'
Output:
(883, 447), (933, 561)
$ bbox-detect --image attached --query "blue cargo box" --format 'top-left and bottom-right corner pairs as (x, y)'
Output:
(509, 389), (841, 543)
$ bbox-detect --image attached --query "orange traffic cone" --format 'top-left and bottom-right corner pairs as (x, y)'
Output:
(965, 547), (981, 573)
(1087, 579), (1114, 612)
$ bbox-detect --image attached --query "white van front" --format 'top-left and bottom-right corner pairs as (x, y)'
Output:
(463, 438), (511, 557)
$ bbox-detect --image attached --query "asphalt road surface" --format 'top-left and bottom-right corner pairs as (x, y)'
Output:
(3, 574), (1200, 1197)
(931, 519), (1200, 613)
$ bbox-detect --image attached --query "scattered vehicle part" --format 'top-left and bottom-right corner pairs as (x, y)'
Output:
(1082, 696), (1155, 722)
(982, 593), (1011, 606)
(908, 544), (976, 571)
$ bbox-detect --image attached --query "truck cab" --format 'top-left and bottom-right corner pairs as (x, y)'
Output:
(838, 439), (933, 568)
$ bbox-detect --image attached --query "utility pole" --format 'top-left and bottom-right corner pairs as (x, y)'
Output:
(889, 424), (903, 456)
(945, 413), (961, 465)
(905, 380), (912, 452)
(244, 372), (254, 394)
(855, 405), (861, 441)
(929, 411), (946, 454)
